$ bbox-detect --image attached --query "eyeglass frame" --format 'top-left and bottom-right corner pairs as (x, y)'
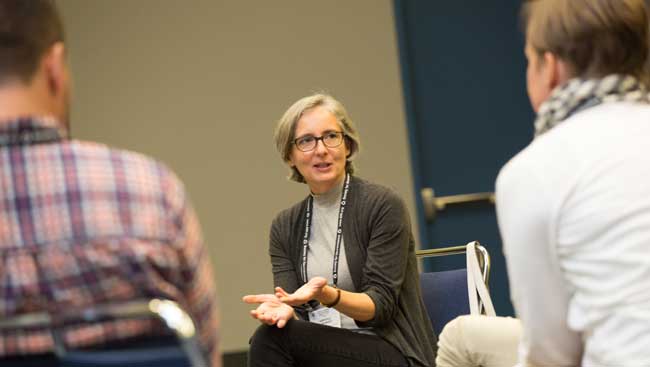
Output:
(292, 131), (347, 152)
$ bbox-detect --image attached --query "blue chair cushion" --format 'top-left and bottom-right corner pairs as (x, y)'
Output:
(61, 346), (190, 367)
(0, 353), (59, 367)
(420, 269), (470, 336)
(60, 335), (193, 367)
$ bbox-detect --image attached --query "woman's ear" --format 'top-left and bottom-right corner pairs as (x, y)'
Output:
(344, 137), (353, 160)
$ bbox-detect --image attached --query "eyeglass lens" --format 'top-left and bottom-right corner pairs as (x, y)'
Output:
(296, 132), (343, 151)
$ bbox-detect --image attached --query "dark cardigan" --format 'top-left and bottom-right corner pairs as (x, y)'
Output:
(269, 176), (437, 367)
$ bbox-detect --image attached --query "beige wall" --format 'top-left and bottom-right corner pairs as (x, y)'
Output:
(59, 0), (416, 352)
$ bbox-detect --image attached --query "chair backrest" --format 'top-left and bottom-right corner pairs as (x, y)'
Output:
(419, 268), (470, 336)
(416, 241), (491, 336)
(0, 299), (206, 367)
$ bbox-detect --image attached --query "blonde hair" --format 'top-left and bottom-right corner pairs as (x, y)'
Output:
(521, 0), (649, 82)
(274, 94), (361, 183)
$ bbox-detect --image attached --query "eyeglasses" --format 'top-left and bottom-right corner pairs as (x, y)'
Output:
(293, 131), (345, 152)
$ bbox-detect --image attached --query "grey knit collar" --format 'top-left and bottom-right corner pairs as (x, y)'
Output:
(534, 74), (650, 138)
(311, 176), (345, 207)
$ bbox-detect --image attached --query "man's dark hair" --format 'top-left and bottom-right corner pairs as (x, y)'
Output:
(0, 0), (64, 84)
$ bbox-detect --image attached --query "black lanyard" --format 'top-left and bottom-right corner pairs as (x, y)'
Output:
(300, 173), (351, 287)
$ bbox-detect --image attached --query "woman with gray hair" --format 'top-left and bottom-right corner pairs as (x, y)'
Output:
(243, 94), (436, 367)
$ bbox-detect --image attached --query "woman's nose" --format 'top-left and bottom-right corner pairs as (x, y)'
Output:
(313, 139), (328, 154)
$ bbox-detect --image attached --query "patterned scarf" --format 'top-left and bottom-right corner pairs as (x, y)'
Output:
(534, 74), (650, 137)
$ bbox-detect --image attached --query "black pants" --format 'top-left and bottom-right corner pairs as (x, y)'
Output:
(248, 319), (409, 367)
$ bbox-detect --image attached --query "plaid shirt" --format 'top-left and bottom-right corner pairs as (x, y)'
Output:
(0, 117), (220, 366)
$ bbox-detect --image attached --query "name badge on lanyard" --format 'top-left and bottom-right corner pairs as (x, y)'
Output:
(308, 307), (342, 328)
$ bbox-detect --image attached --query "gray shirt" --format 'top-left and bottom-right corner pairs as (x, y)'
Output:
(308, 180), (372, 332)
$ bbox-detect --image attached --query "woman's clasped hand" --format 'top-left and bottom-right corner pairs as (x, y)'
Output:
(243, 277), (328, 328)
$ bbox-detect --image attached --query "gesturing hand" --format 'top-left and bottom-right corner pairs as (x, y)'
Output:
(275, 276), (328, 306)
(242, 294), (295, 328)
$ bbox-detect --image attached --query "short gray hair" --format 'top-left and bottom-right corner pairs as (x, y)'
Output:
(274, 94), (361, 183)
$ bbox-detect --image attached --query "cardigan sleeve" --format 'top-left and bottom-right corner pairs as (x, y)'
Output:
(355, 188), (411, 328)
(269, 213), (300, 293)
